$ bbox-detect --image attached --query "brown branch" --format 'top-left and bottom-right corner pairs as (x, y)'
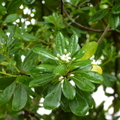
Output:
(97, 24), (110, 44)
(63, 6), (111, 33)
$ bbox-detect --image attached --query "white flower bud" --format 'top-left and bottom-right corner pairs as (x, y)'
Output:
(59, 76), (64, 80)
(57, 54), (61, 58)
(69, 74), (74, 77)
(64, 49), (67, 54)
(55, 57), (59, 60)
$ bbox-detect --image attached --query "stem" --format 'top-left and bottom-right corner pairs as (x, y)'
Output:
(97, 24), (110, 44)
(101, 59), (110, 66)
(0, 71), (17, 77)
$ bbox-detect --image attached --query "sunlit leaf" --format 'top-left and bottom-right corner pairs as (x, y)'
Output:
(80, 42), (98, 60)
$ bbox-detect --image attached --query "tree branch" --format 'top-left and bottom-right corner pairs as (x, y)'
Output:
(97, 24), (110, 44)
(63, 6), (111, 33)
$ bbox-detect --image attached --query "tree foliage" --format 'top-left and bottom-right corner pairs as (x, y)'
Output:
(0, 0), (120, 120)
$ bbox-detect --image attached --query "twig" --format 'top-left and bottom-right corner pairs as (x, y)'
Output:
(0, 71), (17, 77)
(64, 1), (91, 9)
(63, 6), (111, 33)
(97, 24), (110, 44)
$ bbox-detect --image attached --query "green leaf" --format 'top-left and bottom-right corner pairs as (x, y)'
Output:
(4, 14), (19, 23)
(23, 0), (35, 4)
(79, 64), (92, 71)
(80, 42), (98, 60)
(71, 60), (92, 67)
(12, 84), (27, 111)
(7, 0), (22, 14)
(55, 32), (66, 55)
(108, 13), (119, 28)
(62, 78), (76, 100)
(29, 74), (55, 87)
(72, 49), (85, 60)
(33, 47), (56, 60)
(0, 77), (15, 90)
(69, 0), (80, 5)
(80, 91), (94, 108)
(68, 34), (80, 55)
(0, 82), (16, 106)
(95, 40), (105, 60)
(37, 64), (56, 70)
(112, 3), (120, 14)
(0, 5), (6, 16)
(103, 73), (117, 87)
(16, 75), (32, 86)
(71, 75), (95, 92)
(22, 50), (37, 69)
(90, 9), (109, 22)
(53, 64), (66, 75)
(69, 92), (89, 116)
(61, 95), (71, 112)
(20, 33), (38, 41)
(43, 82), (61, 109)
(80, 71), (104, 84)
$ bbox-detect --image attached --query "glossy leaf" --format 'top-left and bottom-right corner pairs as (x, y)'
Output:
(55, 32), (66, 55)
(80, 91), (94, 108)
(7, 0), (22, 14)
(68, 34), (80, 55)
(22, 50), (38, 71)
(90, 9), (108, 22)
(23, 0), (35, 4)
(112, 3), (120, 14)
(12, 84), (27, 111)
(61, 95), (71, 112)
(91, 64), (103, 74)
(53, 64), (66, 75)
(62, 79), (76, 100)
(79, 64), (92, 71)
(4, 14), (19, 23)
(79, 71), (104, 84)
(71, 75), (95, 92)
(37, 64), (56, 70)
(29, 74), (55, 87)
(80, 42), (98, 60)
(72, 49), (85, 60)
(33, 47), (56, 60)
(108, 13), (119, 28)
(0, 82), (16, 106)
(71, 60), (92, 67)
(69, 92), (89, 116)
(43, 82), (61, 109)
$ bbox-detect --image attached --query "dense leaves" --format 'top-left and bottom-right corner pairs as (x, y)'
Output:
(0, 0), (120, 120)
